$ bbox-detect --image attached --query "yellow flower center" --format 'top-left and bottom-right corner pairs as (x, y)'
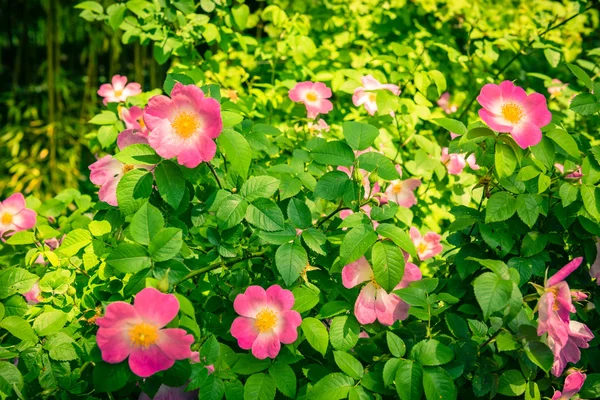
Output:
(1, 213), (13, 225)
(369, 93), (377, 102)
(122, 164), (135, 174)
(129, 322), (159, 348)
(370, 275), (381, 289)
(305, 91), (318, 102)
(501, 102), (524, 124)
(391, 182), (403, 194)
(114, 89), (123, 98)
(254, 308), (278, 333)
(138, 118), (146, 128)
(172, 112), (200, 139)
(418, 242), (428, 254)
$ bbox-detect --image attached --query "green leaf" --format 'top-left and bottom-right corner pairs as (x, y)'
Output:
(130, 203), (165, 245)
(580, 373), (600, 398)
(376, 223), (417, 258)
(559, 183), (579, 207)
(356, 152), (401, 180)
(343, 121), (379, 151)
(218, 129), (253, 179)
(0, 361), (23, 395)
(329, 315), (360, 351)
(333, 351), (364, 380)
(292, 285), (320, 314)
(44, 332), (78, 361)
(58, 229), (92, 257)
(200, 375), (226, 400)
(516, 194), (540, 227)
(106, 243), (152, 273)
(107, 3), (126, 30)
(232, 4), (250, 30)
(113, 144), (160, 165)
(433, 118), (467, 136)
(163, 73), (195, 96)
(311, 141), (355, 167)
(268, 362), (296, 398)
(232, 355), (271, 375)
(395, 360), (423, 400)
(410, 339), (453, 366)
(0, 316), (38, 342)
(222, 111), (244, 127)
(246, 198), (285, 231)
(287, 198), (312, 229)
(5, 231), (36, 245)
(524, 341), (553, 372)
(217, 195), (248, 230)
(570, 93), (600, 115)
(339, 225), (378, 265)
(495, 331), (521, 351)
(473, 272), (513, 319)
(240, 176), (280, 202)
(530, 137), (555, 170)
(371, 241), (405, 292)
(149, 228), (183, 262)
(117, 169), (152, 215)
(495, 143), (518, 178)
(200, 336), (221, 365)
(546, 129), (580, 160)
(525, 381), (541, 400)
(485, 192), (517, 223)
(567, 62), (593, 90)
(89, 110), (118, 125)
(155, 160), (186, 209)
(422, 367), (457, 400)
(243, 373), (276, 400)
(444, 313), (469, 340)
(275, 243), (308, 286)
(497, 370), (526, 397)
(310, 373), (354, 400)
(581, 185), (600, 221)
(0, 268), (38, 299)
(301, 228), (327, 255)
(386, 332), (406, 357)
(33, 310), (67, 336)
(429, 70), (447, 95)
(88, 220), (111, 237)
(314, 171), (351, 200)
(93, 361), (132, 393)
(301, 317), (329, 356)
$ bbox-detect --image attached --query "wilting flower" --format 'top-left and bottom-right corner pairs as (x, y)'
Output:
(89, 131), (153, 207)
(590, 238), (600, 284)
(122, 106), (149, 135)
(144, 83), (223, 168)
(0, 193), (37, 238)
(96, 287), (194, 378)
(441, 148), (479, 175)
(477, 80), (552, 149)
(308, 118), (330, 133)
(410, 227), (443, 260)
(23, 282), (42, 305)
(231, 285), (302, 359)
(352, 75), (400, 116)
(549, 79), (569, 99)
(554, 164), (583, 180)
(342, 255), (422, 325)
(289, 82), (333, 119)
(437, 92), (458, 114)
(98, 75), (142, 105)
(383, 166), (421, 208)
(551, 370), (586, 400)
(548, 321), (594, 377)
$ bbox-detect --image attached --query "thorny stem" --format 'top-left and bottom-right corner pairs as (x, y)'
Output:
(316, 202), (350, 228)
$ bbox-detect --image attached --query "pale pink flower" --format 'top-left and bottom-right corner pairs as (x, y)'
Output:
(97, 75), (142, 105)
(96, 287), (194, 378)
(89, 131), (153, 207)
(571, 290), (588, 301)
(352, 75), (400, 116)
(230, 285), (302, 360)
(308, 118), (330, 133)
(358, 331), (370, 339)
(342, 255), (421, 325)
(289, 82), (333, 119)
(548, 321), (594, 377)
(122, 106), (149, 135)
(554, 164), (583, 180)
(441, 148), (479, 175)
(477, 80), (552, 149)
(549, 79), (569, 99)
(410, 227), (443, 260)
(551, 371), (586, 400)
(437, 92), (458, 114)
(143, 83), (223, 168)
(383, 166), (421, 209)
(0, 193), (37, 238)
(590, 239), (600, 284)
(23, 282), (41, 305)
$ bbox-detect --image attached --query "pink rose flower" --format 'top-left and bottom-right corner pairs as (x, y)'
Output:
(437, 92), (458, 114)
(410, 227), (443, 260)
(143, 83), (223, 168)
(0, 193), (37, 238)
(97, 75), (142, 105)
(342, 255), (422, 325)
(352, 75), (400, 116)
(476, 80), (552, 149)
(551, 371), (586, 400)
(441, 148), (480, 175)
(590, 238), (600, 284)
(549, 79), (568, 99)
(89, 131), (154, 207)
(383, 166), (421, 208)
(230, 285), (302, 360)
(96, 287), (194, 378)
(23, 282), (42, 305)
(548, 321), (594, 377)
(289, 82), (333, 119)
(122, 106), (149, 135)
(308, 118), (330, 133)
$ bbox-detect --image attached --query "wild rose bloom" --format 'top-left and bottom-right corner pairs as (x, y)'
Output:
(98, 75), (142, 105)
(352, 75), (400, 116)
(551, 371), (586, 400)
(554, 163), (583, 180)
(383, 166), (421, 208)
(23, 282), (42, 305)
(289, 82), (333, 119)
(590, 238), (600, 284)
(308, 118), (330, 133)
(96, 287), (194, 378)
(122, 106), (149, 135)
(437, 92), (458, 114)
(549, 79), (568, 99)
(441, 147), (480, 175)
(144, 83), (223, 168)
(342, 255), (422, 325)
(476, 80), (552, 149)
(89, 131), (153, 207)
(410, 227), (443, 260)
(0, 193), (37, 238)
(231, 285), (302, 360)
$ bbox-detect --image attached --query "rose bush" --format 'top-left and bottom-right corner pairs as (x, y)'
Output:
(1, 1), (600, 400)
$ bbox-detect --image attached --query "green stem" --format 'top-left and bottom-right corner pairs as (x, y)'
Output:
(175, 253), (265, 286)
(206, 162), (223, 189)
